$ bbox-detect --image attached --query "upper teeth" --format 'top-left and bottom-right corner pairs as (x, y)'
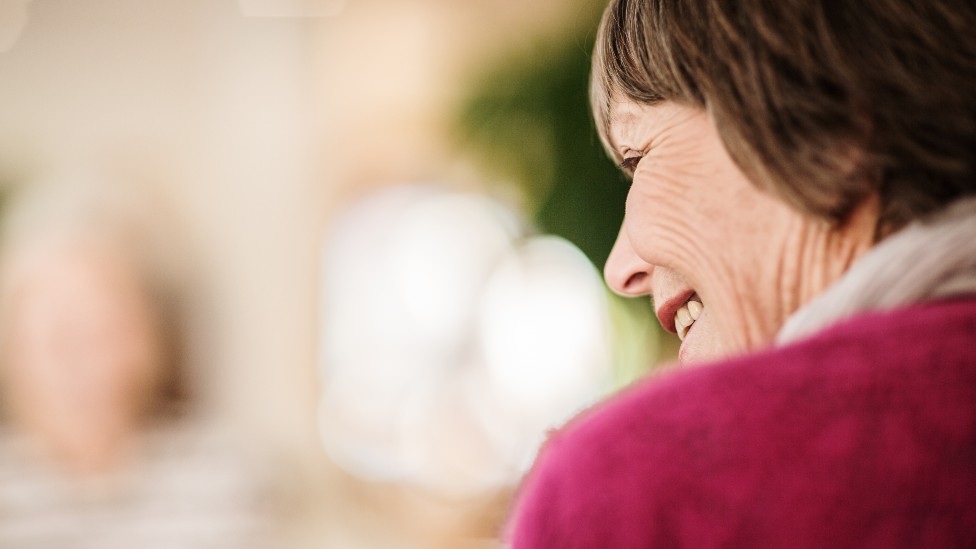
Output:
(675, 297), (703, 341)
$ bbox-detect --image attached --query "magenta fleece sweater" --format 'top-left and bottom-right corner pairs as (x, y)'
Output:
(509, 298), (976, 548)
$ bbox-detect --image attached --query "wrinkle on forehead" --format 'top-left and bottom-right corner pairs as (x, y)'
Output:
(611, 100), (706, 155)
(609, 100), (667, 155)
(607, 101), (645, 155)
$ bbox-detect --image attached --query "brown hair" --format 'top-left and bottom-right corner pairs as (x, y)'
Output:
(593, 0), (976, 234)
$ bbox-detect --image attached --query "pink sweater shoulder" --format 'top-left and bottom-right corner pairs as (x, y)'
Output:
(509, 298), (976, 548)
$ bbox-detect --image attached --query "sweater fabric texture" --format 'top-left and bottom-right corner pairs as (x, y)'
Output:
(509, 297), (976, 548)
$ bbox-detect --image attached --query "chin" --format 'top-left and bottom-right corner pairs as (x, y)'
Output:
(677, 316), (734, 366)
(677, 337), (711, 366)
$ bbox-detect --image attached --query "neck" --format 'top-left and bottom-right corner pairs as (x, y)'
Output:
(778, 196), (976, 344)
(778, 198), (880, 336)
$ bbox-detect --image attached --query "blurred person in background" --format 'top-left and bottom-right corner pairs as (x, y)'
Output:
(510, 0), (976, 546)
(0, 170), (281, 547)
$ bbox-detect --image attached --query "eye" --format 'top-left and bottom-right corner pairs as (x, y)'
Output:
(618, 155), (643, 178)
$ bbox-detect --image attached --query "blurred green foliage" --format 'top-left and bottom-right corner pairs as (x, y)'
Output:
(454, 8), (673, 378)
(454, 12), (628, 269)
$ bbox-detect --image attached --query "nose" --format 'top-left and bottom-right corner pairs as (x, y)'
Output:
(604, 225), (653, 297)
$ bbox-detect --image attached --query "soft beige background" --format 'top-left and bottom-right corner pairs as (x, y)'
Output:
(0, 1), (602, 546)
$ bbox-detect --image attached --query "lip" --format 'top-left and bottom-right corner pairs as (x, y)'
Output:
(655, 289), (697, 334)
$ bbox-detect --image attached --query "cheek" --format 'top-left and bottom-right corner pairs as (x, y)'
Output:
(695, 192), (806, 349)
(624, 171), (717, 271)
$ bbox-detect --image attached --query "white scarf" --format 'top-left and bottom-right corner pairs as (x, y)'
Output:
(777, 197), (976, 345)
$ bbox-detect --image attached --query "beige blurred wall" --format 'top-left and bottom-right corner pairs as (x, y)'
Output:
(0, 0), (330, 458)
(313, 0), (590, 205)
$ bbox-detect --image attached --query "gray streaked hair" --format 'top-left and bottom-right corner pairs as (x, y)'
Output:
(591, 0), (976, 236)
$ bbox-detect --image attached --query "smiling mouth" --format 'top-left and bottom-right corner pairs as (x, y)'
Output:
(675, 295), (703, 341)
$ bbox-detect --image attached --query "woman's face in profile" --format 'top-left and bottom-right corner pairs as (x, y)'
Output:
(604, 100), (869, 365)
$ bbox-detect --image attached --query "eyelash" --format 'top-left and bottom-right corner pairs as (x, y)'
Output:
(618, 155), (643, 178)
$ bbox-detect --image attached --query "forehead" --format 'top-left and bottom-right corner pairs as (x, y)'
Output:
(607, 99), (671, 152)
(608, 99), (702, 151)
(607, 99), (644, 149)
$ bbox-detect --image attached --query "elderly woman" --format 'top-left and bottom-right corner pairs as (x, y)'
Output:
(0, 174), (281, 547)
(510, 0), (976, 546)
